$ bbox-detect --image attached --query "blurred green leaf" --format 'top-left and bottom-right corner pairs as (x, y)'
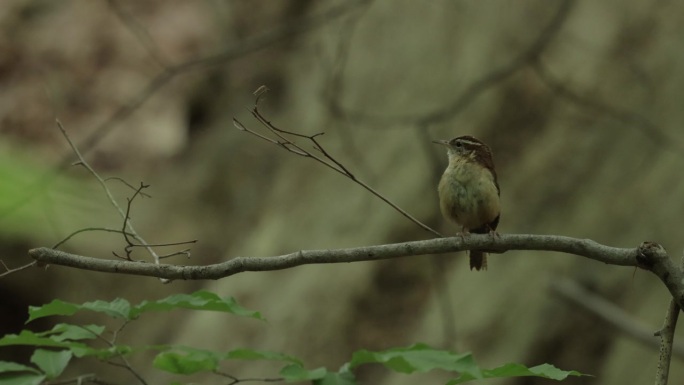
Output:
(446, 362), (585, 384)
(153, 348), (220, 375)
(28, 291), (261, 323)
(28, 298), (131, 322)
(0, 372), (46, 385)
(0, 330), (85, 349)
(79, 299), (132, 319)
(280, 364), (327, 382)
(350, 343), (480, 377)
(0, 362), (40, 375)
(30, 350), (71, 379)
(27, 300), (80, 323)
(44, 324), (104, 342)
(224, 348), (301, 365)
(132, 290), (263, 320)
(0, 330), (131, 360)
(153, 346), (300, 376)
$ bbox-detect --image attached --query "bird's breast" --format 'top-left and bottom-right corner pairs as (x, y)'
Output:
(438, 161), (500, 229)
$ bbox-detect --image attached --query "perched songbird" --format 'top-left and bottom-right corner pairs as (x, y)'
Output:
(434, 136), (500, 270)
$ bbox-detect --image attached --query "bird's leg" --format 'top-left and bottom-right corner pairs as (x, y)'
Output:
(458, 226), (471, 241)
(486, 224), (500, 239)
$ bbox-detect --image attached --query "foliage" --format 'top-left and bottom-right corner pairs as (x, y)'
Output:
(0, 291), (586, 384)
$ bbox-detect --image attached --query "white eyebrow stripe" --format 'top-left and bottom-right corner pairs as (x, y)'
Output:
(455, 139), (483, 147)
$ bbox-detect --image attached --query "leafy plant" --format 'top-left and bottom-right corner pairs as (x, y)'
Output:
(0, 291), (586, 384)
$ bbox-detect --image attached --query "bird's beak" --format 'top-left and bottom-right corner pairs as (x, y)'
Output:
(432, 139), (449, 146)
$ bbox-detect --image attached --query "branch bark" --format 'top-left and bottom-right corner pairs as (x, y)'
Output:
(27, 235), (683, 307)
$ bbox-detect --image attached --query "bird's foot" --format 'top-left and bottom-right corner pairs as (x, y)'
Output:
(457, 227), (471, 241)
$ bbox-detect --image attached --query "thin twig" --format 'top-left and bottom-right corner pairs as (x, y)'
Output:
(157, 248), (192, 259)
(121, 183), (150, 259)
(55, 120), (163, 266)
(52, 227), (137, 250)
(235, 91), (442, 238)
(74, 324), (148, 385)
(0, 261), (37, 278)
(103, 177), (152, 197)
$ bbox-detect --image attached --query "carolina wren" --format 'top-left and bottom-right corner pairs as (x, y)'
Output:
(434, 136), (500, 270)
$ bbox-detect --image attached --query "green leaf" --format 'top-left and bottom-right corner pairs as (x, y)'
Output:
(224, 349), (301, 365)
(80, 299), (132, 319)
(0, 330), (131, 360)
(28, 298), (131, 322)
(350, 343), (480, 378)
(27, 300), (80, 323)
(27, 291), (261, 324)
(0, 362), (40, 375)
(446, 362), (586, 384)
(153, 348), (220, 375)
(45, 324), (104, 342)
(0, 330), (86, 349)
(30, 350), (71, 379)
(0, 372), (46, 385)
(280, 364), (327, 382)
(132, 291), (263, 320)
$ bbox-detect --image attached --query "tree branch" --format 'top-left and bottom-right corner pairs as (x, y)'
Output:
(654, 253), (684, 385)
(29, 235), (683, 304)
(31, 236), (684, 314)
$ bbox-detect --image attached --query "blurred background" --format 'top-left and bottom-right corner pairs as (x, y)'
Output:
(1, 0), (683, 384)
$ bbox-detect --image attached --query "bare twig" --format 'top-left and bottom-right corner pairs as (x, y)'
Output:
(103, 359), (148, 385)
(234, 91), (442, 238)
(103, 177), (152, 197)
(120, 183), (150, 259)
(654, 253), (684, 385)
(52, 227), (137, 250)
(74, 324), (148, 385)
(0, 261), (37, 278)
(55, 120), (162, 265)
(655, 298), (679, 385)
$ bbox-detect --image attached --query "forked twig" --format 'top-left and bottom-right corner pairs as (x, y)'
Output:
(56, 120), (163, 265)
(54, 120), (195, 277)
(0, 261), (37, 278)
(234, 89), (442, 238)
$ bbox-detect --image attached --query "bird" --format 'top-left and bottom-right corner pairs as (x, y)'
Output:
(434, 135), (500, 270)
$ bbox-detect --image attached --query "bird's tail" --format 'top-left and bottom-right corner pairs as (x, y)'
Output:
(469, 250), (487, 271)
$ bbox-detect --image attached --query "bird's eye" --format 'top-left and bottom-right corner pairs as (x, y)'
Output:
(454, 141), (462, 148)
